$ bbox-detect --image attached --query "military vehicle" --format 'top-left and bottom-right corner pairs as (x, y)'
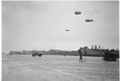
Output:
(32, 51), (43, 57)
(32, 52), (43, 57)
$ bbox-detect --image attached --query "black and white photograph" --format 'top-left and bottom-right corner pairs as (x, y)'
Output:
(2, 0), (119, 81)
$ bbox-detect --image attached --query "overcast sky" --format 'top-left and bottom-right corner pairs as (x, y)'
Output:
(2, 1), (119, 52)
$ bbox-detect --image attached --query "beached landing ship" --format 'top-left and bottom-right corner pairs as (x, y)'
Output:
(80, 46), (119, 61)
(103, 50), (119, 61)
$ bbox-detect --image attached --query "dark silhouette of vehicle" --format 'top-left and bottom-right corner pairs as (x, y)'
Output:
(103, 50), (119, 61)
(74, 11), (81, 15)
(85, 19), (93, 22)
(32, 52), (43, 57)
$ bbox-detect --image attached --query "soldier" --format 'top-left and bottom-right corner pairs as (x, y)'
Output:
(78, 48), (83, 62)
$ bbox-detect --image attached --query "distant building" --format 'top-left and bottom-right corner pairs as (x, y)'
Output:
(9, 51), (22, 55)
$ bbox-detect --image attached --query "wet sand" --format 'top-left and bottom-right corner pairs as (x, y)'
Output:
(2, 55), (119, 81)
